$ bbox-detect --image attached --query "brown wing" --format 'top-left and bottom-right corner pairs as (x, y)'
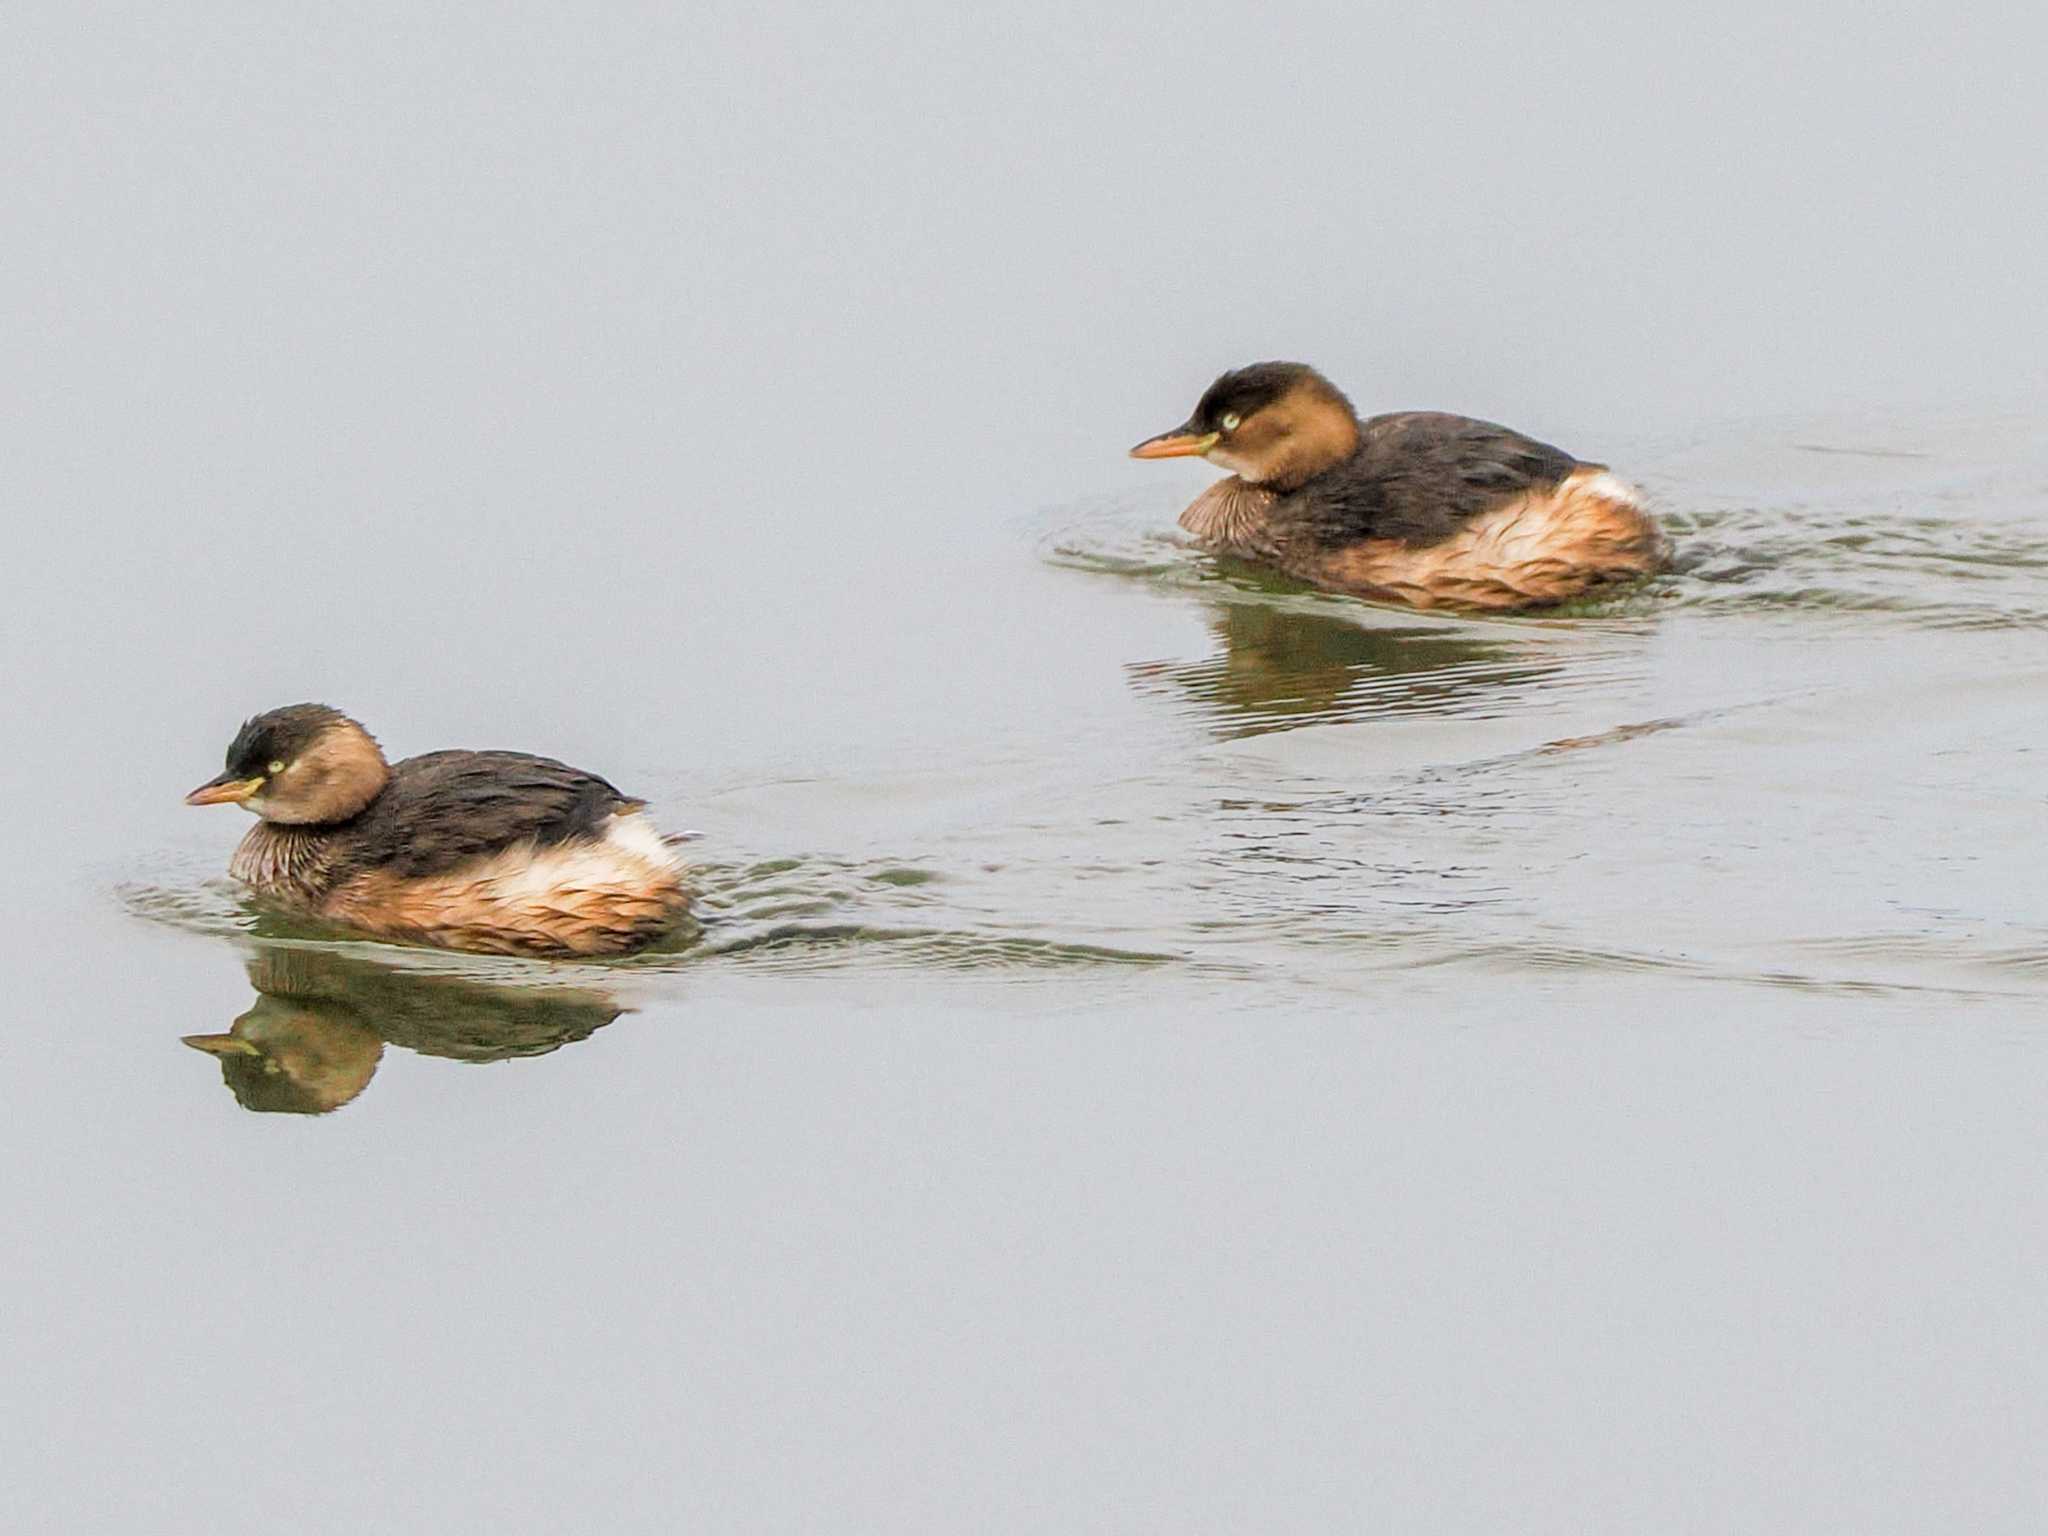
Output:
(1300, 411), (1587, 547)
(348, 751), (639, 879)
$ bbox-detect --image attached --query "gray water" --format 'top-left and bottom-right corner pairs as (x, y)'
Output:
(6, 4), (2048, 1531)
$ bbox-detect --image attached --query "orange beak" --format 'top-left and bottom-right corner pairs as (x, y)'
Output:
(182, 1032), (263, 1057)
(185, 773), (264, 807)
(1129, 427), (1220, 460)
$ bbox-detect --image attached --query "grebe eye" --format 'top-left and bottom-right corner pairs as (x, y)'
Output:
(267, 760), (285, 775)
(1221, 412), (1242, 432)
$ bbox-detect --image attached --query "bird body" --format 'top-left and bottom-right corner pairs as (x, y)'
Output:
(1134, 364), (1668, 611)
(188, 705), (690, 957)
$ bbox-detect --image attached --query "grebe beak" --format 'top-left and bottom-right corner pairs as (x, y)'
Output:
(181, 1033), (263, 1057)
(1130, 427), (1220, 460)
(185, 773), (264, 806)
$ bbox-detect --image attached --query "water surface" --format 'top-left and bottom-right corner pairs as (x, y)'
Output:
(7, 5), (2048, 1531)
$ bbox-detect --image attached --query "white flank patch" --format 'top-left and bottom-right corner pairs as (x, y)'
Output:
(460, 813), (684, 909)
(605, 810), (687, 874)
(1576, 469), (1642, 507)
(480, 843), (640, 907)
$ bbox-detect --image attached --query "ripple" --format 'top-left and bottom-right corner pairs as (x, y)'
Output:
(1657, 502), (2048, 629)
(119, 850), (1186, 984)
(694, 923), (1178, 973)
(1044, 452), (2048, 640)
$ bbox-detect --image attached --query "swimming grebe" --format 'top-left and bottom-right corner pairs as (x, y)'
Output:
(1131, 362), (1668, 611)
(185, 704), (691, 957)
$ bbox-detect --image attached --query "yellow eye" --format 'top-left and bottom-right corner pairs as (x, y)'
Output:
(1221, 412), (1242, 432)
(267, 760), (285, 775)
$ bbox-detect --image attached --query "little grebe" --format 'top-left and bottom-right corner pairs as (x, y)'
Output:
(185, 704), (691, 957)
(1132, 362), (1668, 611)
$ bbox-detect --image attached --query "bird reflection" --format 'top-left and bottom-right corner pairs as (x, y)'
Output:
(183, 947), (625, 1114)
(1127, 599), (1569, 737)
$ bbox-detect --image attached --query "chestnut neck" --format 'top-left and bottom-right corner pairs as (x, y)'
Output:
(1230, 382), (1361, 492)
(254, 721), (391, 826)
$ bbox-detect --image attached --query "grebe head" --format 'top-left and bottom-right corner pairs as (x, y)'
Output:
(1131, 361), (1361, 490)
(185, 703), (390, 824)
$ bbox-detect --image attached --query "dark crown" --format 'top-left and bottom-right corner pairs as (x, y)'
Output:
(224, 703), (352, 775)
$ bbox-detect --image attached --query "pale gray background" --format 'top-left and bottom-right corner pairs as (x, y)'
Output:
(4, 3), (2046, 1532)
